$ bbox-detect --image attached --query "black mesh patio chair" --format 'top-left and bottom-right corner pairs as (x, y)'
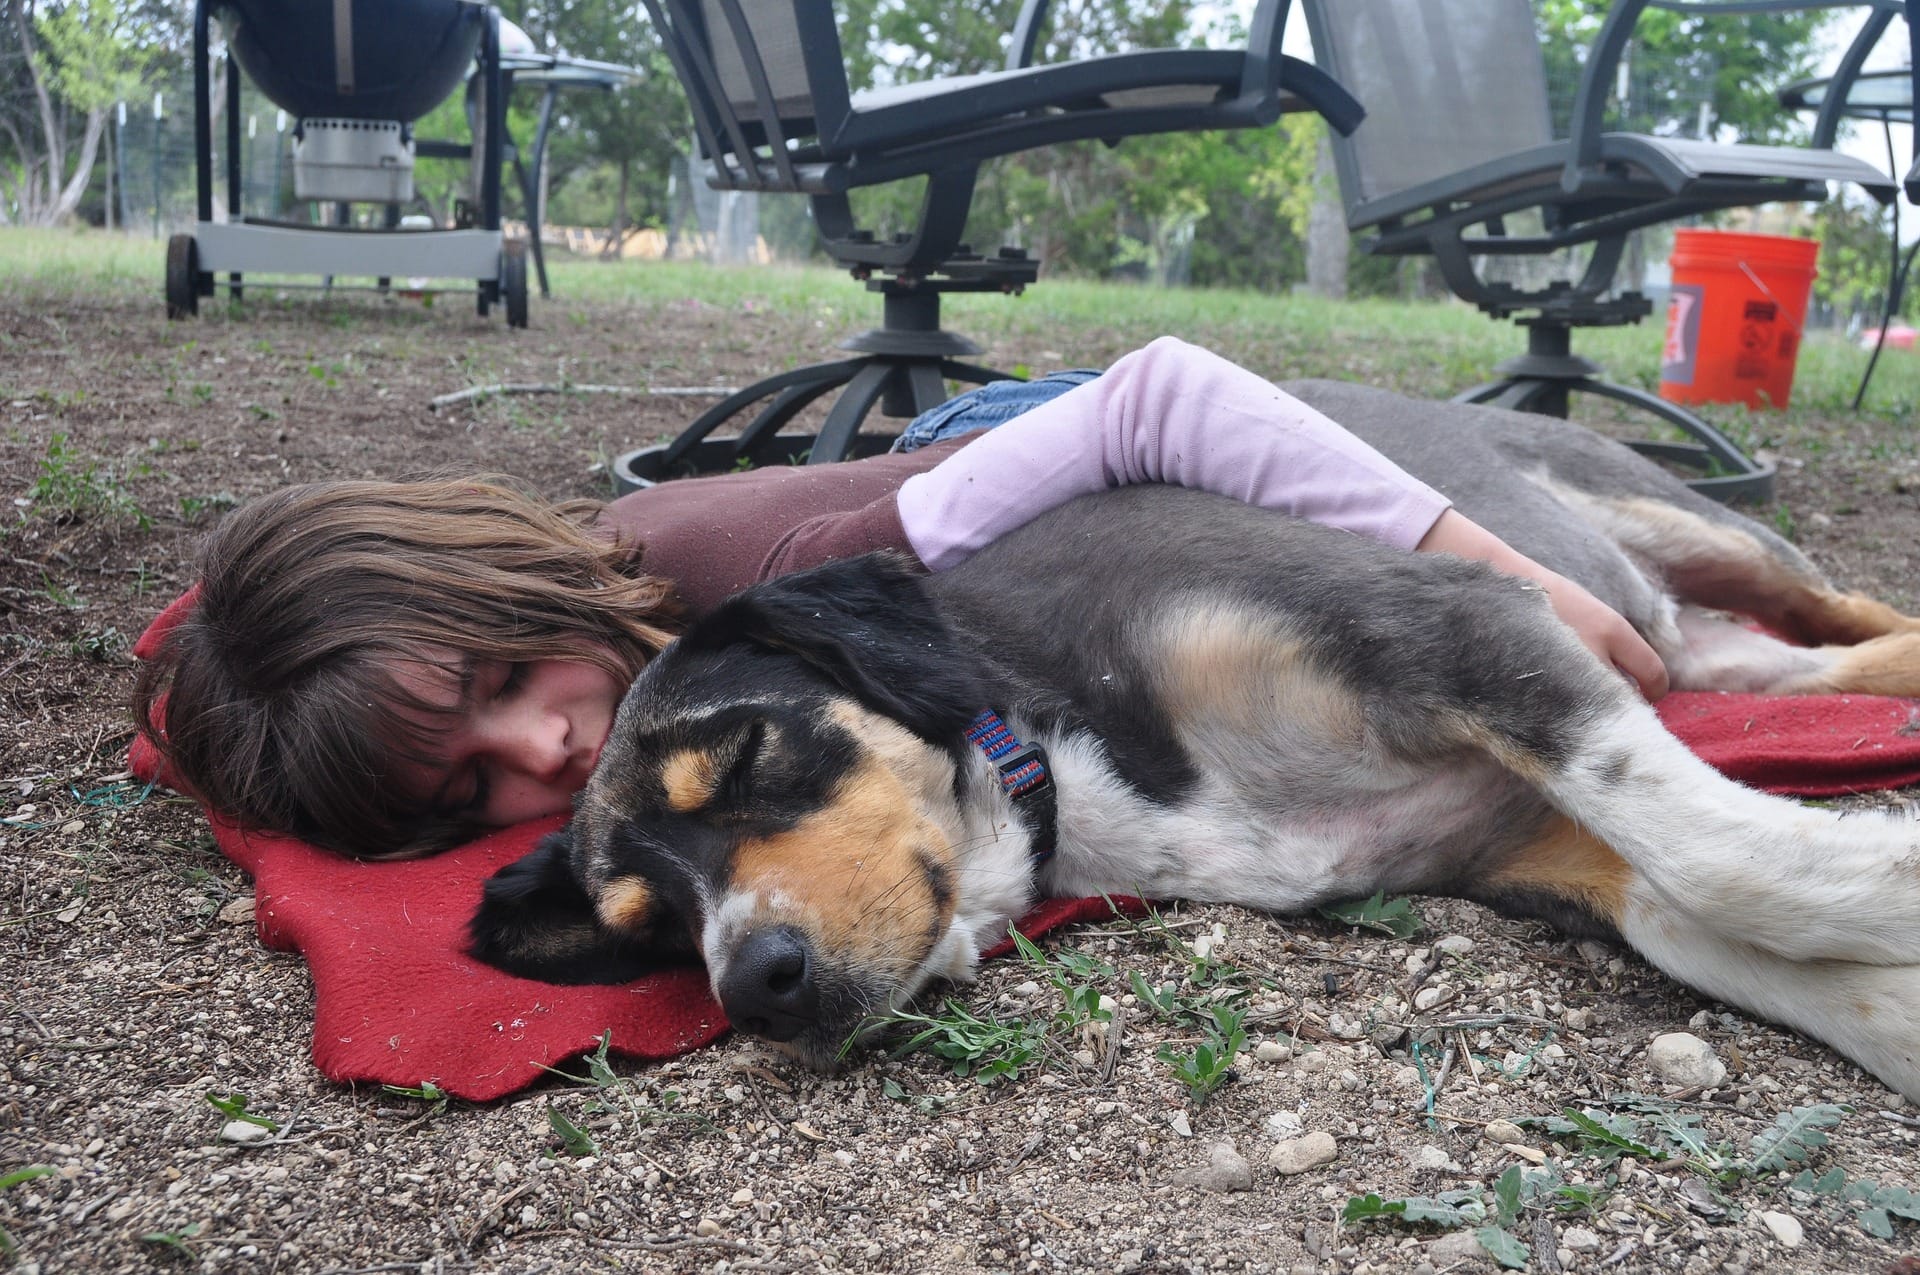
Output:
(615, 0), (1364, 489)
(1301, 0), (1898, 503)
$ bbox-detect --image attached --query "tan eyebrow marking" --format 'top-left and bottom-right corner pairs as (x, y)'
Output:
(660, 748), (722, 813)
(597, 876), (656, 931)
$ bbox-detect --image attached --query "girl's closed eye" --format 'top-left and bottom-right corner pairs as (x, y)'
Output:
(492, 660), (527, 699)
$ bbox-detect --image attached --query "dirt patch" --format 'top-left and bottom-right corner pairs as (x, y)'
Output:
(4, 285), (1920, 1274)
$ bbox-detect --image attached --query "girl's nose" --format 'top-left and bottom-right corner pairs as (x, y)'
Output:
(493, 705), (571, 783)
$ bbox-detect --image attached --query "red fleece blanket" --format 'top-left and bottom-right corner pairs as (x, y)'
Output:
(130, 591), (1920, 1099)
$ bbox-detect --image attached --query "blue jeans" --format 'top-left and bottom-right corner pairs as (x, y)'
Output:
(891, 368), (1103, 453)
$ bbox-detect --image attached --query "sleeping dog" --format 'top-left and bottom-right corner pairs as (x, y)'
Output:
(472, 382), (1920, 1101)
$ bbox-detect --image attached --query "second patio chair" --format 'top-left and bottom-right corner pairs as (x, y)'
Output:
(1302, 0), (1898, 502)
(616, 0), (1364, 488)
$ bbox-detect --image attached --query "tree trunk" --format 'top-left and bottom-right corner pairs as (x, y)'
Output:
(605, 157), (630, 261)
(45, 109), (105, 225)
(10, 0), (67, 222)
(1304, 132), (1349, 300)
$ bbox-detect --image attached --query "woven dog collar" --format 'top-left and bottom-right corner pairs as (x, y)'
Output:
(965, 708), (1058, 866)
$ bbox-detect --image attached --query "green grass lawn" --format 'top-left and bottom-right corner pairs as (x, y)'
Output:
(6, 224), (1917, 431)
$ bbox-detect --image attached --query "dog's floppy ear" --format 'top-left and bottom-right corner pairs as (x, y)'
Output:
(680, 552), (984, 744)
(468, 830), (665, 985)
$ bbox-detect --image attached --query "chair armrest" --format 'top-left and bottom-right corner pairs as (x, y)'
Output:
(1565, 0), (1655, 186)
(1810, 3), (1898, 148)
(1008, 0), (1050, 71)
(1278, 56), (1364, 136)
(1565, 0), (1903, 190)
(1911, 0), (1919, 197)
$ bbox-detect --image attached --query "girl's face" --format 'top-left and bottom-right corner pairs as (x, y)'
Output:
(387, 647), (627, 828)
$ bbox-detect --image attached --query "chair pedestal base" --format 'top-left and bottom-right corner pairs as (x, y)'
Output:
(1455, 369), (1775, 504)
(1456, 322), (1774, 505)
(611, 269), (1034, 494)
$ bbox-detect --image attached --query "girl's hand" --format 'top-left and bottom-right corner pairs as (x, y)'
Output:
(1416, 509), (1669, 701)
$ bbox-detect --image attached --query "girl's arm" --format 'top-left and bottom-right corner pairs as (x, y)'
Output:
(897, 336), (1666, 699)
(897, 336), (1450, 568)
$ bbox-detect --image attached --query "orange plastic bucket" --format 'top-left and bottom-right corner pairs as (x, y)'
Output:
(1659, 229), (1819, 410)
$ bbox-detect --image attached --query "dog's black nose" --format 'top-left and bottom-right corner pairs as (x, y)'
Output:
(717, 925), (819, 1042)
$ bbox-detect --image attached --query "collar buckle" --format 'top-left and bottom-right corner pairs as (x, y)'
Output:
(992, 741), (1052, 800)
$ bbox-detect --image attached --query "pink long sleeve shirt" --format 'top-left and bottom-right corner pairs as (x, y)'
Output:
(599, 337), (1451, 617)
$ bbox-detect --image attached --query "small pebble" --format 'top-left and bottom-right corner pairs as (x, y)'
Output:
(1429, 1231), (1485, 1265)
(1483, 1118), (1527, 1144)
(1758, 1210), (1802, 1248)
(1646, 1032), (1728, 1088)
(1172, 1141), (1253, 1193)
(1268, 1132), (1338, 1175)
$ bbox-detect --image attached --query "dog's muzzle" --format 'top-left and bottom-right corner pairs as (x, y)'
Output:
(716, 924), (820, 1042)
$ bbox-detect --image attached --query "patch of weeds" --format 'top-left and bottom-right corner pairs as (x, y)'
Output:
(37, 574), (82, 608)
(204, 1091), (278, 1132)
(139, 1221), (204, 1259)
(189, 383), (213, 405)
(1771, 504), (1798, 541)
(546, 1105), (597, 1157)
(178, 491), (239, 524)
(1010, 928), (1113, 1032)
(67, 626), (127, 663)
(1344, 1163), (1601, 1270)
(18, 433), (149, 530)
(1349, 1103), (1863, 1267)
(1157, 1004), (1248, 1103)
(880, 1076), (951, 1114)
(246, 403), (278, 421)
(1, 1166), (55, 1257)
(380, 1081), (450, 1117)
(1788, 1165), (1920, 1239)
(1534, 1099), (1847, 1188)
(877, 929), (1119, 1087)
(1114, 908), (1262, 1099)
(1317, 890), (1423, 939)
(884, 997), (1049, 1087)
(536, 1031), (711, 1147)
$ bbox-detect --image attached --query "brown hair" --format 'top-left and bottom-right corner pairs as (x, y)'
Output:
(132, 478), (680, 859)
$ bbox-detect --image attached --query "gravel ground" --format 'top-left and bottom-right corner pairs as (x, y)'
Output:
(3, 278), (1920, 1274)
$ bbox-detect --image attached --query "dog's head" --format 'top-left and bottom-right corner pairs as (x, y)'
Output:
(470, 553), (995, 1067)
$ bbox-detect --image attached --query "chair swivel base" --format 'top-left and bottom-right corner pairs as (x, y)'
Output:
(1454, 370), (1775, 505)
(612, 267), (1033, 494)
(608, 344), (1012, 494)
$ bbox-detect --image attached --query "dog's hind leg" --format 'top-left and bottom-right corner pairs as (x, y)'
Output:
(1664, 606), (1920, 697)
(1548, 488), (1920, 695)
(1551, 488), (1920, 646)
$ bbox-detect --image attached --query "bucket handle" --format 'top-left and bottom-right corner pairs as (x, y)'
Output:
(1735, 259), (1807, 339)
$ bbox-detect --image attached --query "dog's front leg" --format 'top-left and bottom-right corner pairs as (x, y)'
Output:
(1518, 696), (1920, 969)
(1614, 898), (1920, 1102)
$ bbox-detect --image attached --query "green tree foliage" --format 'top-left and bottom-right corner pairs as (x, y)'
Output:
(402, 0), (687, 246)
(1534, 0), (1826, 141)
(1810, 195), (1906, 323)
(501, 0), (689, 246)
(0, 0), (162, 225)
(832, 0), (1318, 285)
